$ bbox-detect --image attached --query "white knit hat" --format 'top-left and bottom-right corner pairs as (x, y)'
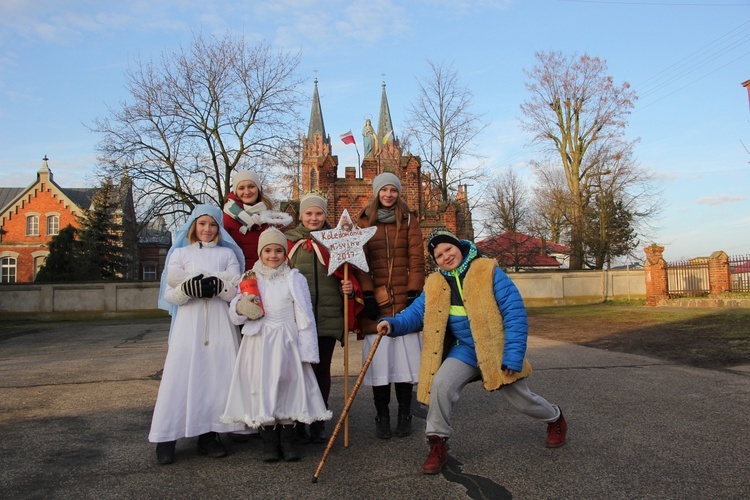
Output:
(232, 170), (261, 191)
(372, 172), (402, 196)
(299, 192), (328, 215)
(257, 227), (288, 256)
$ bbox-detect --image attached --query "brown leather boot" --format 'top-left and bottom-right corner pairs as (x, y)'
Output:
(422, 435), (448, 474)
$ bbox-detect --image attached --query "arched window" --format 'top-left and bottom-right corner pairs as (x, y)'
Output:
(46, 215), (60, 236)
(33, 255), (47, 280)
(310, 169), (318, 190)
(26, 215), (39, 236)
(1, 256), (16, 283)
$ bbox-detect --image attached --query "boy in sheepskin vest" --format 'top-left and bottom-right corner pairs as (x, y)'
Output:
(376, 228), (567, 474)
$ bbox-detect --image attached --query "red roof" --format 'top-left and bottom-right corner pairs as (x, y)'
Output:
(476, 231), (570, 268)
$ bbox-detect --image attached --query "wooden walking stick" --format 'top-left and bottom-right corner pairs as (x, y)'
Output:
(312, 330), (386, 483)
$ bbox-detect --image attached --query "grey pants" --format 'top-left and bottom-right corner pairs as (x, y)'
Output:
(425, 357), (560, 438)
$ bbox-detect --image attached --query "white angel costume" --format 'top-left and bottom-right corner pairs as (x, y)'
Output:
(221, 260), (332, 428)
(149, 205), (245, 443)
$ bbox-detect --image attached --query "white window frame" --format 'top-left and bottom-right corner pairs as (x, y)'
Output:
(1, 255), (17, 283)
(143, 262), (158, 281)
(46, 213), (60, 236)
(26, 214), (40, 236)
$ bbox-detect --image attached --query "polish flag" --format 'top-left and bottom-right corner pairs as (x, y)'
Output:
(340, 130), (355, 145)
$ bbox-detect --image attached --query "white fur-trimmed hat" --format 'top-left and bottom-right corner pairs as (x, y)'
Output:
(299, 191), (328, 215)
(372, 172), (402, 196)
(232, 170), (261, 190)
(257, 227), (288, 256)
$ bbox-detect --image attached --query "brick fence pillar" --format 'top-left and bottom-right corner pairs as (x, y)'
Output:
(644, 244), (668, 306)
(708, 250), (730, 294)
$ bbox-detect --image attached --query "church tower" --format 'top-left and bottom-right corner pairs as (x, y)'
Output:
(301, 78), (338, 201)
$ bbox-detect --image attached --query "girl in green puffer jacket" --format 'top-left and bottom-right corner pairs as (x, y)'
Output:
(285, 192), (363, 443)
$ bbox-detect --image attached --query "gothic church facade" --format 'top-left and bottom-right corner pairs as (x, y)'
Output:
(289, 79), (474, 249)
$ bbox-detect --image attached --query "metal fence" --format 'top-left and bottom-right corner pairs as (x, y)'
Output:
(730, 254), (750, 292)
(667, 258), (709, 297)
(667, 254), (750, 296)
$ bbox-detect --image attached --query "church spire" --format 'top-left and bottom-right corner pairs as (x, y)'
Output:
(307, 76), (327, 143)
(377, 78), (395, 144)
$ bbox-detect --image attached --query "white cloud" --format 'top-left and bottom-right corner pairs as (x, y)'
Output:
(696, 194), (746, 206)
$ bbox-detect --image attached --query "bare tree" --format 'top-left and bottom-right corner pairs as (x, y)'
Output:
(404, 60), (488, 202)
(90, 32), (304, 225)
(481, 167), (535, 271)
(529, 164), (570, 245)
(519, 51), (637, 269)
(483, 167), (529, 235)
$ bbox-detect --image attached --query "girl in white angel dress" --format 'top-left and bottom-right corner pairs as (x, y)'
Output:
(222, 227), (331, 462)
(149, 204), (245, 465)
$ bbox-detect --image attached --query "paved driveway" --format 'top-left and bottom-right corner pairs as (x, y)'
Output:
(1, 317), (749, 499)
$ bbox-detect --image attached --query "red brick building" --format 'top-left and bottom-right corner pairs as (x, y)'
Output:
(0, 158), (96, 282)
(0, 157), (169, 283)
(286, 79), (474, 248)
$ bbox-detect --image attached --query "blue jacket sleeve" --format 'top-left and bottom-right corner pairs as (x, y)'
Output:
(493, 267), (528, 371)
(383, 291), (426, 337)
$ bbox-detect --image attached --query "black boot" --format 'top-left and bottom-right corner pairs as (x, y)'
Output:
(294, 421), (310, 444)
(155, 441), (176, 465)
(373, 385), (392, 439)
(375, 414), (392, 439)
(279, 424), (301, 462)
(396, 413), (412, 437)
(309, 421), (327, 444)
(197, 432), (227, 458)
(395, 382), (413, 437)
(259, 425), (281, 463)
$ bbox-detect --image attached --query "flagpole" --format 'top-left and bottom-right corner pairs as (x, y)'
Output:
(339, 130), (362, 178)
(355, 146), (361, 178)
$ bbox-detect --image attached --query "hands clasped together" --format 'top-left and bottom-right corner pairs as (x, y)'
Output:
(181, 274), (223, 299)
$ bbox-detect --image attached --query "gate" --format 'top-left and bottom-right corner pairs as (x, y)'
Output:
(667, 258), (710, 297)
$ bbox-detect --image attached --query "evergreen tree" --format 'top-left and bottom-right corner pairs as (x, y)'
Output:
(584, 194), (637, 269)
(77, 178), (128, 280)
(35, 225), (82, 282)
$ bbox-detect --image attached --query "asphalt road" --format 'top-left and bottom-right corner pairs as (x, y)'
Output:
(1, 316), (749, 499)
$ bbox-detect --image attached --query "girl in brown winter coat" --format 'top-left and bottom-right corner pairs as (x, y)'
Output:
(356, 172), (425, 439)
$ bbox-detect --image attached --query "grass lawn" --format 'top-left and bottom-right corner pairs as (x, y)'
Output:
(527, 304), (750, 369)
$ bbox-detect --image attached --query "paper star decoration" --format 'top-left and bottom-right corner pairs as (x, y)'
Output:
(311, 209), (377, 276)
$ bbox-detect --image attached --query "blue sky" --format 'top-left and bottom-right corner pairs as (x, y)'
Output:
(1, 0), (749, 261)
